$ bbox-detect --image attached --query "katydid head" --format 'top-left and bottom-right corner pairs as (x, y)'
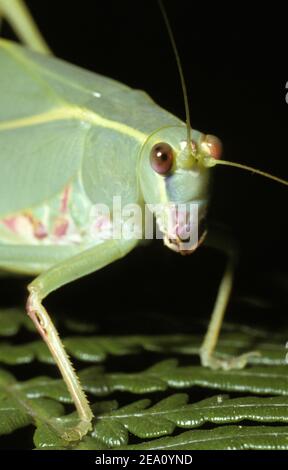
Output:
(148, 1), (222, 253)
(139, 127), (222, 254)
(152, 0), (288, 254)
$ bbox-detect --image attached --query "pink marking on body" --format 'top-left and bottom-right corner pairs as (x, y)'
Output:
(2, 214), (35, 240)
(24, 213), (48, 240)
(95, 215), (111, 231)
(60, 186), (71, 213)
(53, 218), (69, 238)
(2, 217), (19, 233)
(33, 222), (48, 239)
(3, 213), (48, 240)
(91, 215), (112, 241)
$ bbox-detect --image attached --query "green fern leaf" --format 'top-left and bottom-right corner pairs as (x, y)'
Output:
(33, 394), (288, 449)
(0, 369), (65, 436)
(121, 426), (288, 450)
(0, 332), (286, 365)
(1, 308), (288, 449)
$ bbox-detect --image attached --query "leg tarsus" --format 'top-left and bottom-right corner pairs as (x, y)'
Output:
(49, 417), (93, 442)
(62, 420), (93, 442)
(200, 349), (261, 371)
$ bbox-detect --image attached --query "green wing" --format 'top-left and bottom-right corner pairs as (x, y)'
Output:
(0, 40), (182, 216)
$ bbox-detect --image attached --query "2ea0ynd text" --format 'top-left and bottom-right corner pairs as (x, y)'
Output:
(95, 454), (193, 466)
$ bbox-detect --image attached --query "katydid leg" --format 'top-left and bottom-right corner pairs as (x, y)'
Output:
(1, 239), (137, 440)
(0, 245), (80, 275)
(0, 0), (51, 53)
(27, 289), (92, 441)
(201, 229), (260, 370)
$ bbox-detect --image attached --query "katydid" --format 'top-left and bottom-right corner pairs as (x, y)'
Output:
(0, 0), (287, 441)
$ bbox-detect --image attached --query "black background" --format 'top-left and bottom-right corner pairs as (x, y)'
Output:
(0, 2), (287, 366)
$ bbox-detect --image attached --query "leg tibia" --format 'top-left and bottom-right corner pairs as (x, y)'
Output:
(201, 228), (260, 370)
(27, 286), (93, 440)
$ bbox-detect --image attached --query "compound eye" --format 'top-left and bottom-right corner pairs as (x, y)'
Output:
(202, 135), (222, 160)
(150, 142), (174, 175)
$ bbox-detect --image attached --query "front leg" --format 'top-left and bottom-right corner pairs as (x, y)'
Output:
(200, 228), (260, 370)
(25, 238), (137, 441)
(0, 0), (51, 53)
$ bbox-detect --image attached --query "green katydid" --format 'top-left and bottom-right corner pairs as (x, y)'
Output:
(0, 0), (287, 441)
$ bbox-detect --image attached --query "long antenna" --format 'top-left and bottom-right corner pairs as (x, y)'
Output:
(158, 2), (288, 188)
(158, 0), (192, 150)
(203, 156), (288, 186)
